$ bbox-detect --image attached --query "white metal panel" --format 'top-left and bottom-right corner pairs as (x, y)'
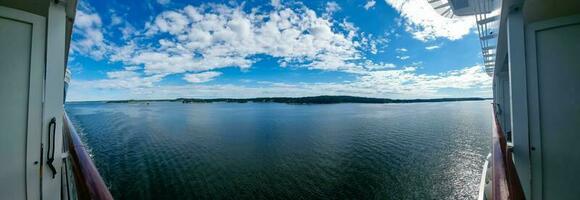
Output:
(0, 5), (45, 200)
(526, 14), (580, 200)
(0, 14), (32, 200)
(41, 2), (67, 200)
(506, 6), (532, 198)
(501, 75), (511, 134)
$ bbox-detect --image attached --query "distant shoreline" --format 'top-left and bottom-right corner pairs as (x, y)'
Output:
(69, 95), (491, 105)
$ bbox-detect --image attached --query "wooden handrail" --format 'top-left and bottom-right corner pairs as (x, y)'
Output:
(492, 104), (525, 199)
(64, 113), (114, 200)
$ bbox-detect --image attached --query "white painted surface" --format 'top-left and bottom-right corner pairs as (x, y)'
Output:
(0, 6), (45, 200)
(0, 14), (32, 200)
(41, 2), (67, 200)
(501, 75), (511, 134)
(526, 15), (580, 199)
(507, 7), (532, 198)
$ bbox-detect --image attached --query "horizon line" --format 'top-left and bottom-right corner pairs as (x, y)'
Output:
(66, 95), (493, 103)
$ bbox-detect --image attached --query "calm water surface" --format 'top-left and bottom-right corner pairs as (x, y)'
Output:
(66, 101), (491, 199)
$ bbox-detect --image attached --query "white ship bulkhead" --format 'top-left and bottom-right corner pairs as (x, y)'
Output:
(494, 0), (580, 199)
(427, 0), (580, 199)
(431, 0), (580, 199)
(0, 0), (77, 199)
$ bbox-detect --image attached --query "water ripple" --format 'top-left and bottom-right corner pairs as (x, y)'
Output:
(66, 101), (492, 200)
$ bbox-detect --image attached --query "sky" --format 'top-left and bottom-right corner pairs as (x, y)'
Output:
(67, 0), (491, 101)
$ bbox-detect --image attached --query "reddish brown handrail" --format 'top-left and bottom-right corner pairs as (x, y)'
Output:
(64, 113), (114, 200)
(492, 104), (525, 200)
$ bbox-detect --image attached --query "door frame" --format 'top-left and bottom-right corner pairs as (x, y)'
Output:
(525, 14), (580, 200)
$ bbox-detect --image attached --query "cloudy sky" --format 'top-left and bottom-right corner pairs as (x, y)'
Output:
(67, 0), (491, 101)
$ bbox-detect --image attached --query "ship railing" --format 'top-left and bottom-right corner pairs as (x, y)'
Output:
(62, 113), (114, 200)
(492, 103), (525, 199)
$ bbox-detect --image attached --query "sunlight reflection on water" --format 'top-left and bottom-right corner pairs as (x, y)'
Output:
(66, 101), (491, 199)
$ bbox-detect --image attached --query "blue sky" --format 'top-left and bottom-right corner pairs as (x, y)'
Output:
(67, 0), (491, 101)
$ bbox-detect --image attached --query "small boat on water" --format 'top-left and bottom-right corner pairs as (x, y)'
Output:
(0, 0), (579, 199)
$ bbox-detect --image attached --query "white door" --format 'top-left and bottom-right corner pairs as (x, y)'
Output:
(0, 6), (45, 200)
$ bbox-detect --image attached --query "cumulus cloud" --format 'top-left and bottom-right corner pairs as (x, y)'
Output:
(183, 71), (222, 83)
(364, 1), (377, 10)
(383, 0), (474, 41)
(72, 3), (387, 90)
(103, 3), (367, 76)
(68, 2), (490, 100)
(71, 8), (108, 59)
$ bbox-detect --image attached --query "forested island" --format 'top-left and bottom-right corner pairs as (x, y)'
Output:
(105, 95), (489, 104)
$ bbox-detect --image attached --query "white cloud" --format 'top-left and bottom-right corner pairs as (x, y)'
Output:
(395, 47), (410, 60)
(157, 0), (170, 5)
(119, 22), (136, 39)
(397, 55), (410, 60)
(350, 65), (491, 96)
(69, 65), (491, 101)
(110, 14), (122, 26)
(396, 48), (407, 52)
(75, 7), (102, 28)
(71, 9), (108, 59)
(183, 71), (222, 83)
(124, 66), (140, 71)
(271, 0), (281, 8)
(325, 2), (341, 15)
(425, 45), (440, 50)
(72, 3), (396, 82)
(152, 11), (189, 35)
(68, 2), (490, 101)
(383, 0), (474, 41)
(364, 0), (377, 10)
(363, 61), (396, 70)
(74, 71), (165, 89)
(106, 70), (139, 79)
(107, 3), (366, 75)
